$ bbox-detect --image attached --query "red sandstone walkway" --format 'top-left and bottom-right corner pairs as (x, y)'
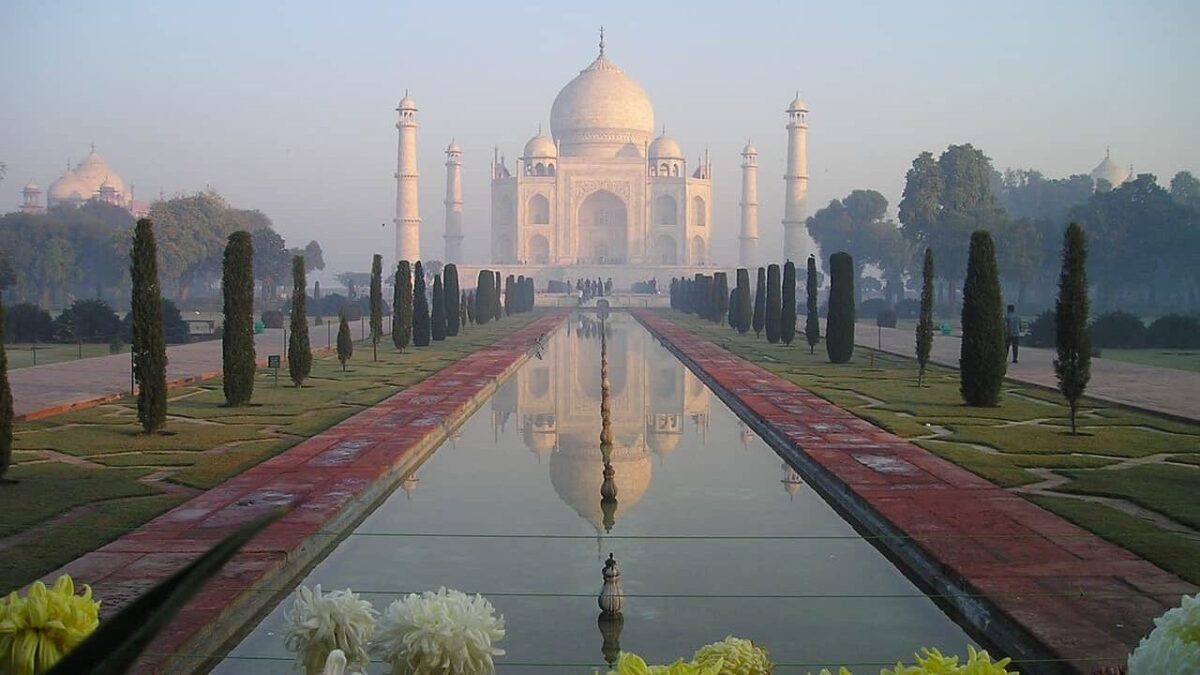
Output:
(634, 310), (1195, 675)
(45, 312), (564, 675)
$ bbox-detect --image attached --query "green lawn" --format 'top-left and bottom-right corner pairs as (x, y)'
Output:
(1097, 348), (1200, 373)
(0, 313), (545, 593)
(5, 342), (128, 369)
(662, 310), (1200, 585)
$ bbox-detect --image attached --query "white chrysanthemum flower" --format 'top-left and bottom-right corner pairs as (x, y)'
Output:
(282, 585), (378, 675)
(320, 649), (368, 675)
(371, 587), (506, 675)
(1128, 593), (1200, 675)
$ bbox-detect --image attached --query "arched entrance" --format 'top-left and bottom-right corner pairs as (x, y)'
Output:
(655, 234), (677, 264)
(529, 234), (550, 264)
(577, 190), (627, 264)
(690, 235), (705, 264)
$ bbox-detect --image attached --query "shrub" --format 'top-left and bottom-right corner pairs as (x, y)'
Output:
(1055, 223), (1091, 434)
(393, 261), (412, 351)
(876, 308), (897, 328)
(336, 312), (352, 371)
(858, 298), (890, 320)
(444, 264), (460, 335)
(475, 270), (493, 325)
(825, 252), (855, 363)
(412, 261), (431, 346)
(735, 269), (752, 334)
(4, 303), (53, 343)
(369, 254), (383, 353)
(959, 230), (1006, 406)
(261, 310), (285, 329)
(916, 248), (934, 386)
(1025, 309), (1056, 348)
(430, 274), (446, 341)
(895, 298), (921, 320)
(287, 256), (312, 386)
(1147, 314), (1200, 349)
(805, 256), (820, 354)
(752, 268), (766, 337)
(1089, 311), (1146, 349)
(53, 299), (121, 343)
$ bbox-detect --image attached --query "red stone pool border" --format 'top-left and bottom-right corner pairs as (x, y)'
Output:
(45, 312), (566, 675)
(633, 309), (1195, 675)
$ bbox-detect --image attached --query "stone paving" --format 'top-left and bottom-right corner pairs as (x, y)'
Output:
(852, 320), (1200, 421)
(635, 310), (1195, 675)
(9, 319), (386, 420)
(43, 313), (563, 675)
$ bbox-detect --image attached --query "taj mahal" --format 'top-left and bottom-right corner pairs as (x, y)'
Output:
(392, 31), (811, 288)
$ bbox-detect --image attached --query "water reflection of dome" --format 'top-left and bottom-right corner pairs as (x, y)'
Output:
(523, 414), (557, 457)
(646, 415), (682, 457)
(549, 443), (651, 531)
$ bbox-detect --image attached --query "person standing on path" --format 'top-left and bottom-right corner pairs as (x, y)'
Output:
(1006, 305), (1021, 364)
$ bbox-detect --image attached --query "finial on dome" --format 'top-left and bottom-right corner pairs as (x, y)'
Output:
(537, 123), (543, 135)
(90, 141), (95, 153)
(599, 26), (605, 56)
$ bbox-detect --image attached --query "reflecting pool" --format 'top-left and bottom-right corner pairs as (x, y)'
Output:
(216, 313), (972, 673)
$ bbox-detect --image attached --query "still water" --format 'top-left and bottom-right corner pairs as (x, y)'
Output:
(215, 313), (971, 673)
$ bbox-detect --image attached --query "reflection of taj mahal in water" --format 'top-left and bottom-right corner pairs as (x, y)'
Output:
(491, 315), (712, 530)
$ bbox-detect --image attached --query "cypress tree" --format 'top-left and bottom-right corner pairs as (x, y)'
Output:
(765, 264), (782, 343)
(782, 261), (797, 346)
(288, 255), (312, 386)
(493, 271), (503, 321)
(728, 288), (738, 328)
(0, 297), (13, 482)
(444, 264), (460, 336)
(504, 275), (515, 316)
(752, 267), (766, 338)
(959, 230), (1006, 406)
(393, 261), (412, 351)
(369, 254), (383, 361)
(916, 248), (935, 386)
(805, 255), (820, 354)
(1055, 224), (1091, 434)
(474, 271), (492, 324)
(735, 268), (752, 334)
(460, 291), (469, 329)
(413, 261), (431, 346)
(466, 290), (476, 324)
(336, 311), (353, 371)
(431, 274), (447, 341)
(222, 231), (255, 406)
(713, 272), (729, 324)
(826, 252), (856, 363)
(131, 218), (167, 433)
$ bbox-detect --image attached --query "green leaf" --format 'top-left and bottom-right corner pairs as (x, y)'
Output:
(46, 507), (286, 675)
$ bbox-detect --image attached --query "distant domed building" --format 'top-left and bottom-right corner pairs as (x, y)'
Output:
(1090, 148), (1132, 190)
(30, 146), (149, 216)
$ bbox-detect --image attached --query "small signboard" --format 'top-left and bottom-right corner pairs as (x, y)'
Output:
(267, 355), (281, 369)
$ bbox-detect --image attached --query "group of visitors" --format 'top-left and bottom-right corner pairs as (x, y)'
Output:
(569, 277), (614, 304)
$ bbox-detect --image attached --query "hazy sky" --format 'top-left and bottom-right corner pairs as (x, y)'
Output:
(3, 0), (1197, 278)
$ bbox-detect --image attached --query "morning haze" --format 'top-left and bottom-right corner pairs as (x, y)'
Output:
(1, 0), (1197, 276)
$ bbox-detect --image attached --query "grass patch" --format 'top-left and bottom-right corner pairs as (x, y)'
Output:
(0, 463), (156, 537)
(169, 439), (295, 490)
(948, 424), (1198, 459)
(913, 440), (1039, 488)
(1096, 349), (1200, 373)
(1053, 464), (1200, 530)
(1028, 495), (1200, 585)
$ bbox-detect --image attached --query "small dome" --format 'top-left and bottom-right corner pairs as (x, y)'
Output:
(649, 132), (683, 160)
(523, 132), (557, 159)
(23, 181), (39, 191)
(398, 94), (417, 111)
(742, 141), (757, 155)
(446, 140), (462, 154)
(1090, 150), (1129, 188)
(787, 94), (807, 112)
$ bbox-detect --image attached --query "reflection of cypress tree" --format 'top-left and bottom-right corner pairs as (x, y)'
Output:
(765, 264), (782, 343)
(431, 274), (446, 341)
(752, 267), (766, 338)
(412, 261), (431, 347)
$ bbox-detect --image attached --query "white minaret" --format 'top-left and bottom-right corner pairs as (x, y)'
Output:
(443, 140), (464, 263)
(783, 93), (809, 264)
(739, 141), (759, 268)
(394, 92), (421, 262)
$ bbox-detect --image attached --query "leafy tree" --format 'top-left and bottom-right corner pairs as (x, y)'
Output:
(0, 297), (12, 482)
(393, 261), (412, 351)
(336, 312), (353, 371)
(221, 231), (255, 406)
(752, 267), (766, 338)
(781, 261), (797, 345)
(412, 261), (431, 346)
(369, 254), (383, 361)
(160, 300), (191, 345)
(1169, 170), (1200, 212)
(805, 256), (820, 354)
(807, 190), (910, 305)
(474, 271), (492, 325)
(765, 264), (782, 343)
(52, 299), (121, 342)
(1055, 224), (1091, 434)
(4, 303), (53, 342)
(916, 248), (934, 386)
(959, 231), (1006, 406)
(287, 256), (312, 386)
(899, 145), (1008, 304)
(252, 227), (290, 301)
(130, 219), (167, 433)
(0, 251), (16, 292)
(431, 274), (447, 341)
(825, 252), (855, 363)
(444, 264), (460, 336)
(734, 268), (752, 334)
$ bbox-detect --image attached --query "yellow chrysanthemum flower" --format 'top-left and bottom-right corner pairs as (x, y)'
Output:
(609, 652), (725, 675)
(692, 636), (772, 675)
(0, 575), (100, 675)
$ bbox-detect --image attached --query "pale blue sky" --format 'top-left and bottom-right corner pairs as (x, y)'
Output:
(2, 0), (1197, 276)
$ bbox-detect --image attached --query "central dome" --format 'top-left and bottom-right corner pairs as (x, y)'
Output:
(550, 53), (654, 158)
